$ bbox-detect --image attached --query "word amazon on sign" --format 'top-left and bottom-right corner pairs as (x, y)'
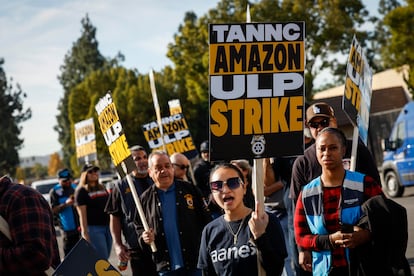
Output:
(209, 22), (305, 160)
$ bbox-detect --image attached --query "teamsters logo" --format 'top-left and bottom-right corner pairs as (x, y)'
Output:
(184, 194), (194, 209)
(251, 135), (266, 157)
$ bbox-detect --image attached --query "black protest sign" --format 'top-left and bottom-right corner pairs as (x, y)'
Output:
(142, 113), (198, 159)
(209, 22), (305, 160)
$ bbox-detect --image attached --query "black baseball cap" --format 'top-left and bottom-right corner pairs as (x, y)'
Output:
(82, 164), (100, 172)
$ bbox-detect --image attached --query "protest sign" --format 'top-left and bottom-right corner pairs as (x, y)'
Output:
(74, 117), (97, 165)
(142, 113), (198, 159)
(53, 238), (120, 275)
(95, 92), (156, 252)
(94, 92), (135, 178)
(343, 35), (373, 145)
(209, 22), (305, 160)
(168, 99), (183, 115)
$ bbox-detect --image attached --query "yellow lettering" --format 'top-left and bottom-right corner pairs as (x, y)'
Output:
(94, 259), (121, 276)
(271, 97), (289, 132)
(211, 101), (228, 137)
(210, 96), (303, 137)
(262, 98), (271, 133)
(76, 141), (97, 158)
(108, 134), (130, 166)
(244, 99), (262, 134)
(289, 96), (303, 131)
(227, 100), (244, 135)
(345, 78), (361, 111)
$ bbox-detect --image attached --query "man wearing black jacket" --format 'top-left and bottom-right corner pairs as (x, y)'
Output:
(137, 151), (211, 275)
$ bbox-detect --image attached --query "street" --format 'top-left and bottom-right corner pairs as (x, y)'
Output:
(393, 186), (414, 274)
(56, 187), (414, 275)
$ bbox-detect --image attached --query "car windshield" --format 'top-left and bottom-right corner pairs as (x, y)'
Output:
(36, 183), (56, 194)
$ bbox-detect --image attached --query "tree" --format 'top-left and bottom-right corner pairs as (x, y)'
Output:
(56, 14), (123, 169)
(0, 58), (32, 176)
(48, 152), (64, 177)
(167, 0), (373, 106)
(30, 163), (48, 179)
(381, 0), (414, 94)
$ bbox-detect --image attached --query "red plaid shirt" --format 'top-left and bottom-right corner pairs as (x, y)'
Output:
(0, 176), (60, 274)
(294, 174), (383, 268)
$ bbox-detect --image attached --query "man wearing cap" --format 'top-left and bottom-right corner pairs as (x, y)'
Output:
(290, 102), (381, 275)
(193, 140), (212, 199)
(105, 145), (156, 276)
(50, 168), (80, 256)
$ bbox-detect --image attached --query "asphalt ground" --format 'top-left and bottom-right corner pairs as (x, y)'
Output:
(55, 186), (414, 275)
(55, 230), (132, 275)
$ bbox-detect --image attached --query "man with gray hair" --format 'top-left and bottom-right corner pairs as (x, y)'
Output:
(137, 151), (211, 275)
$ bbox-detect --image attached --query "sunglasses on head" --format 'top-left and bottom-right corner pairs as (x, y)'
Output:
(173, 163), (189, 170)
(308, 118), (330, 129)
(210, 177), (242, 192)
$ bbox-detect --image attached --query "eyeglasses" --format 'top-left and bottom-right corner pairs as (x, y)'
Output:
(308, 118), (330, 129)
(210, 177), (242, 192)
(173, 163), (189, 170)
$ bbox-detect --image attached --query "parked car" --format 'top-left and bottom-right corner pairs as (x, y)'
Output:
(31, 178), (59, 203)
(382, 101), (414, 197)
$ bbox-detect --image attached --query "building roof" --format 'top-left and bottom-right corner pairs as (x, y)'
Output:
(311, 67), (411, 125)
(313, 66), (410, 100)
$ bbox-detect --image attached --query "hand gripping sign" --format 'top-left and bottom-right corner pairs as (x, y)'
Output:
(95, 92), (156, 252)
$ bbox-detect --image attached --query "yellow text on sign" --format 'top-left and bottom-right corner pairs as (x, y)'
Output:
(86, 259), (121, 276)
(152, 137), (196, 155)
(76, 141), (96, 158)
(344, 77), (361, 112)
(108, 134), (130, 166)
(210, 96), (302, 136)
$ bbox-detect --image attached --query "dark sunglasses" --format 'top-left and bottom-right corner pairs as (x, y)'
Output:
(173, 163), (189, 170)
(210, 177), (242, 192)
(308, 118), (330, 129)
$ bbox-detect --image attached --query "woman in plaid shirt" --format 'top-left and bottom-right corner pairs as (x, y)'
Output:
(294, 128), (383, 276)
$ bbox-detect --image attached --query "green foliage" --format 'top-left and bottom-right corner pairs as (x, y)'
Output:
(56, 14), (122, 169)
(166, 0), (372, 116)
(58, 0), (410, 167)
(382, 0), (414, 94)
(30, 163), (48, 179)
(0, 58), (32, 176)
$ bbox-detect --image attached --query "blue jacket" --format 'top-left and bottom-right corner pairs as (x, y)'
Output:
(301, 171), (365, 275)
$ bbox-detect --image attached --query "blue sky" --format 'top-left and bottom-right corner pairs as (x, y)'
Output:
(1, 0), (220, 157)
(1, 0), (379, 158)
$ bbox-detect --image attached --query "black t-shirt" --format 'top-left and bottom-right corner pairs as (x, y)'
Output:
(75, 187), (109, 226)
(198, 213), (286, 275)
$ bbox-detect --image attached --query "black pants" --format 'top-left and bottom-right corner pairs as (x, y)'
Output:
(63, 230), (80, 256)
(130, 249), (157, 276)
